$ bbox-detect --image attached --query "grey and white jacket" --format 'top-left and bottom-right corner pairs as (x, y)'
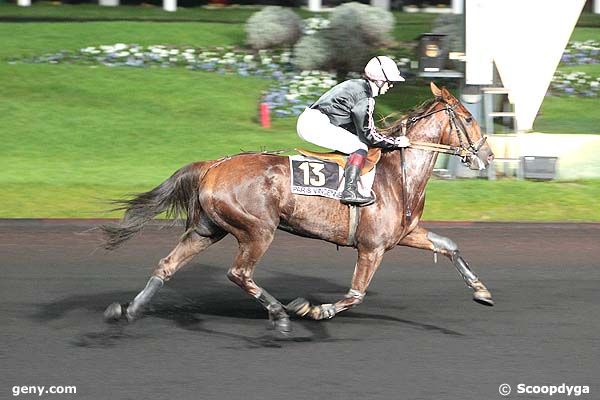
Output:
(310, 79), (402, 150)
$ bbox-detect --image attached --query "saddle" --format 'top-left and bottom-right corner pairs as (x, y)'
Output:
(296, 148), (381, 176)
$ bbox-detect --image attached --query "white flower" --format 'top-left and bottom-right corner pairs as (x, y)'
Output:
(169, 49), (180, 55)
(591, 81), (599, 88)
(114, 43), (128, 51)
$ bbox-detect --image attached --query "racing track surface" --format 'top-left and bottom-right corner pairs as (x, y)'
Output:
(1, 220), (598, 400)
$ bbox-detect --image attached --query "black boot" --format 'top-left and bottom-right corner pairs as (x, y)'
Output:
(341, 152), (375, 206)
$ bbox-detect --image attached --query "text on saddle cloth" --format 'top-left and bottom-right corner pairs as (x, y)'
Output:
(289, 155), (376, 200)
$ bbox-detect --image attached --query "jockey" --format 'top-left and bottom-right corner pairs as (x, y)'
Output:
(296, 55), (410, 206)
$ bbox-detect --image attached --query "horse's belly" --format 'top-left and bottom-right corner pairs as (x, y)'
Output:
(279, 195), (351, 245)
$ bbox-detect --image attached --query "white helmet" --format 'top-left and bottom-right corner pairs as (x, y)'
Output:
(364, 56), (405, 83)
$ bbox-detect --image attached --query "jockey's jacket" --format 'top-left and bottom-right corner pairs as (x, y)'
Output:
(310, 78), (403, 150)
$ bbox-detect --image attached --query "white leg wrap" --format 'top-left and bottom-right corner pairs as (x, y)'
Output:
(345, 289), (365, 301)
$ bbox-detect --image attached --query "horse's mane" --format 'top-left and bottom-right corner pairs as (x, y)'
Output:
(379, 97), (441, 137)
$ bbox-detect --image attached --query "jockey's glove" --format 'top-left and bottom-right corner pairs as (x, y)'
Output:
(394, 136), (411, 148)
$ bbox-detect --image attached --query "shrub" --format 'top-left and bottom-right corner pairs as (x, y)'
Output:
(292, 34), (330, 71)
(326, 2), (395, 76)
(245, 7), (303, 50)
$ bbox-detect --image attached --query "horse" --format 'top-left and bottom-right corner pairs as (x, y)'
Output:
(102, 82), (495, 334)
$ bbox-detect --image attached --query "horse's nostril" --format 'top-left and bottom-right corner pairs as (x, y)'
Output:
(488, 154), (495, 162)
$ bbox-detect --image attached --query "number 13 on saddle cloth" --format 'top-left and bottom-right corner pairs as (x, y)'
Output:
(289, 148), (380, 201)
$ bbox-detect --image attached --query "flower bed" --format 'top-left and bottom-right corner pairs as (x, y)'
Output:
(549, 71), (600, 97)
(560, 40), (600, 66)
(550, 40), (600, 97)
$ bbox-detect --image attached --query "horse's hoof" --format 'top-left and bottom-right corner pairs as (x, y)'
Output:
(274, 316), (292, 334)
(103, 303), (122, 322)
(286, 298), (311, 317)
(125, 304), (141, 322)
(473, 293), (494, 306)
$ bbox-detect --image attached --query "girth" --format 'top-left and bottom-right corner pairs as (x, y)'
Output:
(296, 148), (381, 176)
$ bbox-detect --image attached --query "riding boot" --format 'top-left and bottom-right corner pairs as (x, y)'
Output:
(341, 150), (375, 206)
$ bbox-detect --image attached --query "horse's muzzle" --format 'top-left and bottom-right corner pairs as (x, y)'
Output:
(468, 145), (494, 171)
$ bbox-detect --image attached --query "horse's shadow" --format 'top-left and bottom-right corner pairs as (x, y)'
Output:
(30, 265), (464, 349)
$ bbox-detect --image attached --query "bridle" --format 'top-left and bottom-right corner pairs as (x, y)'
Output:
(398, 100), (488, 227)
(406, 101), (487, 165)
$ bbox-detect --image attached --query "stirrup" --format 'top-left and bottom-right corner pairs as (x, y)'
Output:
(341, 191), (375, 207)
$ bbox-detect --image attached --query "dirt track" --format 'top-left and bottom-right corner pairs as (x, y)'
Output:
(1, 220), (598, 399)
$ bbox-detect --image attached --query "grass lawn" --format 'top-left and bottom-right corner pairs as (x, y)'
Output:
(534, 96), (600, 134)
(1, 6), (599, 220)
(0, 3), (260, 22)
(569, 26), (600, 41)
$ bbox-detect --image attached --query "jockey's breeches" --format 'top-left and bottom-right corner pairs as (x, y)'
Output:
(296, 108), (368, 154)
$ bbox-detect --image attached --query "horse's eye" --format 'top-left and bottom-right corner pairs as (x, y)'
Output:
(465, 117), (473, 124)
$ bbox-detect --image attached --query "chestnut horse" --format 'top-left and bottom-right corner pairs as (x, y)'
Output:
(102, 83), (495, 333)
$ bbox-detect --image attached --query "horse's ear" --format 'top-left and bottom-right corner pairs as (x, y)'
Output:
(441, 87), (459, 103)
(430, 82), (442, 97)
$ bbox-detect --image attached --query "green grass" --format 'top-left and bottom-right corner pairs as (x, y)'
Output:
(0, 63), (300, 185)
(0, 3), (260, 22)
(570, 27), (600, 41)
(534, 96), (600, 134)
(423, 179), (600, 221)
(558, 64), (600, 75)
(391, 12), (437, 42)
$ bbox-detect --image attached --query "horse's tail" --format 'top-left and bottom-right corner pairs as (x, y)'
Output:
(100, 162), (207, 251)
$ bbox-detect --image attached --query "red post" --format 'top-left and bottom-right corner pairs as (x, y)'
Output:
(259, 102), (271, 128)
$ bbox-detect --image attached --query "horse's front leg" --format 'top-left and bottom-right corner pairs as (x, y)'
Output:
(398, 226), (494, 306)
(287, 248), (385, 320)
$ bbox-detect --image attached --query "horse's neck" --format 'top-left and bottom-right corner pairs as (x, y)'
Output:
(380, 148), (438, 197)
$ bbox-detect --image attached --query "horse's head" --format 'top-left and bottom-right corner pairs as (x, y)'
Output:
(430, 82), (494, 170)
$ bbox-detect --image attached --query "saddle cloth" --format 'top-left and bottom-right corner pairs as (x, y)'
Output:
(296, 148), (381, 176)
(289, 154), (376, 200)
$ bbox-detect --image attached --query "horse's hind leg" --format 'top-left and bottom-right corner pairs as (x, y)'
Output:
(398, 226), (493, 306)
(104, 230), (225, 322)
(226, 232), (291, 333)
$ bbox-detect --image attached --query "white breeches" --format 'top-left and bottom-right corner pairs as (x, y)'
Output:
(296, 108), (368, 155)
